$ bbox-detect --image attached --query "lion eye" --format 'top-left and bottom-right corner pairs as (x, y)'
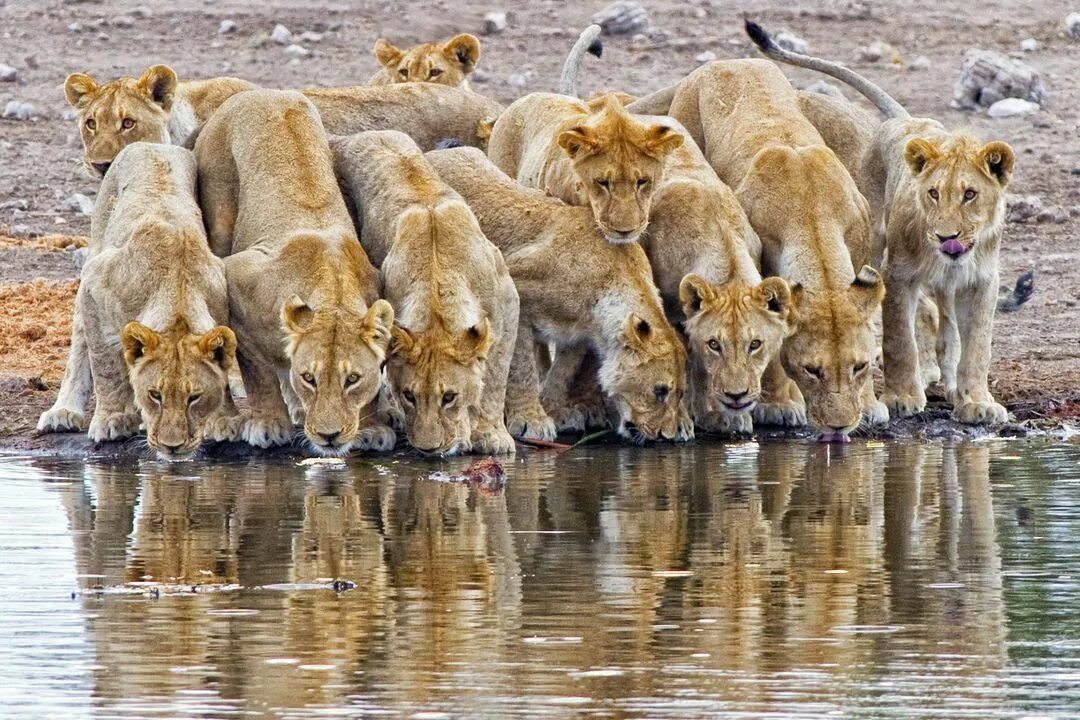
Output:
(596, 179), (611, 190)
(187, 393), (201, 406)
(121, 118), (135, 130)
(399, 68), (409, 78)
(707, 338), (722, 354)
(853, 362), (868, 375)
(441, 391), (457, 407)
(653, 384), (670, 403)
(344, 372), (360, 388)
(402, 390), (416, 405)
(748, 339), (762, 353)
(928, 188), (939, 201)
(148, 389), (162, 403)
(963, 188), (977, 202)
(85, 118), (97, 131)
(805, 366), (823, 380)
(636, 178), (649, 189)
(429, 68), (443, 78)
(301, 372), (317, 387)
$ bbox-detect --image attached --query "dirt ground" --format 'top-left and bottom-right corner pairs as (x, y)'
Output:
(0, 0), (1077, 444)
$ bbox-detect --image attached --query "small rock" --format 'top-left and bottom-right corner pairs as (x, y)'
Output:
(482, 10), (507, 35)
(298, 30), (323, 43)
(987, 97), (1040, 118)
(506, 72), (527, 88)
(471, 69), (491, 84)
(775, 31), (808, 55)
(286, 57), (302, 67)
(855, 40), (899, 64)
(2, 101), (35, 120)
(805, 79), (844, 98)
(283, 43), (309, 58)
(218, 19), (236, 34)
(1035, 207), (1068, 224)
(591, 1), (651, 36)
(96, 32), (110, 42)
(1006, 194), (1042, 223)
(0, 198), (28, 211)
(111, 15), (135, 27)
(908, 55), (931, 71)
(1066, 12), (1080, 38)
(68, 22), (83, 32)
(1020, 38), (1038, 53)
(66, 193), (95, 215)
(953, 49), (1045, 109)
(72, 247), (89, 273)
(270, 23), (292, 45)
(644, 26), (670, 45)
(0, 63), (16, 82)
(62, 108), (78, 121)
(695, 50), (717, 64)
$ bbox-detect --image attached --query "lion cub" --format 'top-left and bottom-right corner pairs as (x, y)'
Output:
(37, 143), (237, 460)
(487, 93), (683, 243)
(370, 33), (481, 89)
(332, 131), (519, 455)
(748, 23), (1016, 425)
(195, 90), (395, 456)
(427, 147), (693, 445)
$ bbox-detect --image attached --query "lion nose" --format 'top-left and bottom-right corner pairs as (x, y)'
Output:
(318, 430), (341, 445)
(92, 161), (111, 175)
(162, 442), (184, 453)
(725, 389), (750, 401)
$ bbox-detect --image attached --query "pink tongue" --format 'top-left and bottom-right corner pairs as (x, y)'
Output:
(940, 238), (965, 255)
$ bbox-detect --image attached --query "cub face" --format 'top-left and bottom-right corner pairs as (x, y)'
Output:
(680, 275), (794, 417)
(903, 136), (1014, 263)
(780, 267), (884, 436)
(600, 314), (692, 443)
(557, 97), (684, 243)
(121, 321), (236, 461)
(65, 65), (177, 177)
(282, 297), (394, 456)
(373, 33), (481, 88)
(388, 320), (491, 455)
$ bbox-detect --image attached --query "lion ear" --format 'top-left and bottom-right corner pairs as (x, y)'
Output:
(373, 38), (403, 68)
(443, 33), (481, 74)
(121, 322), (162, 367)
(558, 126), (599, 160)
(904, 137), (940, 176)
(389, 324), (415, 358)
(281, 295), (314, 335)
(362, 299), (395, 350)
(979, 141), (1014, 187)
(136, 65), (177, 112)
(196, 326), (237, 371)
(64, 73), (98, 108)
(678, 274), (716, 318)
(457, 318), (493, 362)
(643, 124), (684, 158)
(621, 313), (653, 350)
(754, 277), (793, 320)
(850, 265), (885, 314)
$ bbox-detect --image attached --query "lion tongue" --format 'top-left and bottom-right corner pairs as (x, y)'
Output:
(940, 238), (966, 256)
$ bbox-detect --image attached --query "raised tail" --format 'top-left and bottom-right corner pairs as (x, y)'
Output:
(624, 84), (678, 115)
(558, 24), (604, 97)
(745, 19), (909, 120)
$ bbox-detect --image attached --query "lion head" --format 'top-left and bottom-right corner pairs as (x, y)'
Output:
(680, 275), (794, 418)
(903, 134), (1014, 263)
(781, 266), (884, 435)
(599, 314), (692, 443)
(64, 65), (177, 177)
(557, 96), (684, 243)
(121, 319), (237, 461)
(281, 296), (395, 456)
(373, 33), (481, 87)
(388, 319), (491, 455)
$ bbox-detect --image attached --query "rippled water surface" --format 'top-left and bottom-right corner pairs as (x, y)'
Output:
(2, 440), (1079, 718)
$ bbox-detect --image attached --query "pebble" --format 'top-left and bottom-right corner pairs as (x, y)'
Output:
(471, 69), (491, 84)
(62, 108), (78, 121)
(775, 31), (808, 54)
(987, 97), (1040, 118)
(908, 55), (931, 71)
(1066, 12), (1080, 38)
(2, 101), (35, 120)
(953, 49), (1045, 109)
(1020, 38), (1038, 53)
(218, 19), (236, 34)
(298, 30), (323, 43)
(66, 193), (95, 216)
(855, 40), (898, 63)
(0, 63), (16, 82)
(284, 44), (309, 58)
(270, 23), (292, 45)
(1035, 207), (1069, 224)
(67, 22), (82, 32)
(483, 10), (507, 35)
(695, 50), (717, 64)
(591, 1), (651, 36)
(1006, 194), (1042, 223)
(506, 72), (527, 88)
(111, 15), (135, 28)
(805, 79), (844, 98)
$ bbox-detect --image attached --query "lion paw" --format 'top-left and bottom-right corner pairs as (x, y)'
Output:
(87, 410), (140, 442)
(697, 410), (752, 435)
(673, 407), (696, 442)
(241, 413), (293, 448)
(37, 406), (86, 434)
(206, 413), (243, 443)
(355, 424), (396, 453)
(507, 407), (557, 441)
(862, 400), (890, 426)
(753, 400), (807, 428)
(953, 400), (1007, 425)
(549, 404), (586, 433)
(472, 425), (516, 455)
(882, 390), (926, 419)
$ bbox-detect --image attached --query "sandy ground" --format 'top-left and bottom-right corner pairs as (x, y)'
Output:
(0, 0), (1077, 444)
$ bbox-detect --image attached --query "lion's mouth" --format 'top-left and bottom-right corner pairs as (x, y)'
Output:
(937, 234), (969, 259)
(721, 399), (756, 412)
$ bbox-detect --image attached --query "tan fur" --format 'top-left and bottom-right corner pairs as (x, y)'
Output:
(195, 90), (395, 456)
(486, 93), (683, 242)
(370, 33), (481, 89)
(37, 143), (236, 460)
(64, 65), (256, 176)
(332, 131), (519, 455)
(666, 60), (886, 436)
(796, 90), (880, 180)
(427, 147), (693, 444)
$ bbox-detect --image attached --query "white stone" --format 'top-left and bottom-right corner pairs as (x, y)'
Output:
(953, 49), (1045, 109)
(591, 1), (650, 36)
(66, 193), (95, 215)
(805, 79), (844, 98)
(694, 50), (716, 64)
(908, 55), (931, 71)
(987, 97), (1039, 118)
(1020, 38), (1038, 52)
(855, 40), (897, 63)
(775, 31), (808, 55)
(218, 19), (236, 34)
(506, 73), (527, 88)
(298, 31), (323, 43)
(270, 23), (292, 45)
(483, 11), (507, 35)
(284, 43), (309, 58)
(62, 108), (78, 121)
(0, 63), (16, 82)
(1066, 12), (1080, 38)
(2, 101), (35, 120)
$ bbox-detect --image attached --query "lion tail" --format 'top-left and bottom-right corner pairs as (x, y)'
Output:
(558, 24), (603, 98)
(745, 20), (909, 120)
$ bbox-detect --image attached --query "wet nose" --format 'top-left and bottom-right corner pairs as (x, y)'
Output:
(725, 389), (749, 401)
(318, 430), (341, 445)
(92, 161), (111, 175)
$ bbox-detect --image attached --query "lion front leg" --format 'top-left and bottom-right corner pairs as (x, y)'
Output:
(753, 357), (806, 427)
(540, 343), (588, 433)
(354, 397), (397, 453)
(86, 341), (140, 443)
(472, 292), (517, 455)
(951, 279), (1007, 425)
(236, 352), (293, 448)
(880, 271), (926, 418)
(504, 322), (556, 441)
(38, 310), (92, 433)
(934, 287), (961, 397)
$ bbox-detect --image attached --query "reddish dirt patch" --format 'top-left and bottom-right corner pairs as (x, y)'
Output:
(0, 279), (77, 381)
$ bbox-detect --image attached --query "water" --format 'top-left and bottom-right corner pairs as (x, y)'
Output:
(1, 439), (1078, 719)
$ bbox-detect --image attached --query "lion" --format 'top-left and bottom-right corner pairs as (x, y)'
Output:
(194, 89), (395, 455)
(426, 147), (693, 444)
(331, 130), (519, 455)
(633, 57), (886, 441)
(370, 33), (482, 89)
(64, 65), (256, 177)
(748, 21), (1016, 425)
(486, 91), (684, 243)
(37, 142), (237, 460)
